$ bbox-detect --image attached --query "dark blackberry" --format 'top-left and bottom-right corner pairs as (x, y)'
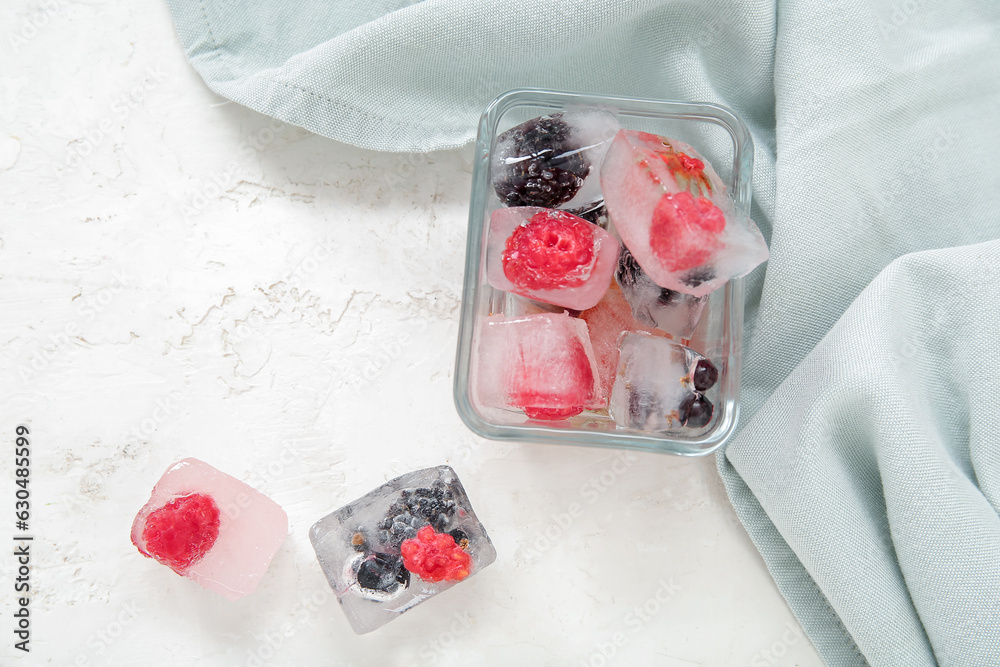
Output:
(681, 267), (716, 288)
(379, 483), (459, 547)
(615, 246), (643, 290)
(566, 201), (609, 229)
(692, 359), (719, 392)
(492, 114), (590, 208)
(356, 553), (409, 593)
(678, 394), (714, 428)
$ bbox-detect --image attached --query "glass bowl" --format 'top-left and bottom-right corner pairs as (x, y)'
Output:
(453, 89), (754, 456)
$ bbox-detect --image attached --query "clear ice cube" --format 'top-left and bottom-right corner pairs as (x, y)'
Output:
(579, 283), (668, 402)
(601, 129), (768, 297)
(492, 109), (620, 210)
(474, 312), (604, 419)
(486, 207), (618, 311)
(309, 466), (495, 635)
(609, 333), (718, 431)
(131, 458), (288, 601)
(614, 246), (707, 338)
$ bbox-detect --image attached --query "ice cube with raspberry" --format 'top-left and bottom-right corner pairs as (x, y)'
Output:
(491, 109), (619, 211)
(474, 312), (604, 420)
(309, 466), (495, 634)
(615, 246), (708, 338)
(130, 458), (288, 600)
(600, 129), (768, 297)
(608, 333), (720, 431)
(486, 207), (619, 310)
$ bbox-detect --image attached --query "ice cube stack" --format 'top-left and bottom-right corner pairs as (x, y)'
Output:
(477, 108), (769, 433)
(309, 466), (496, 634)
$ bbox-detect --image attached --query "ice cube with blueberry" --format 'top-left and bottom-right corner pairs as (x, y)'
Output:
(615, 246), (707, 338)
(130, 458), (288, 601)
(487, 207), (619, 310)
(492, 109), (619, 211)
(609, 333), (719, 431)
(601, 129), (768, 297)
(309, 466), (495, 635)
(474, 312), (604, 420)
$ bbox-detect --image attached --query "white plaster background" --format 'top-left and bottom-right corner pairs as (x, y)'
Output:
(0, 1), (823, 665)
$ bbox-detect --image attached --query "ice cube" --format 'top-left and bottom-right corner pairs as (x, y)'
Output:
(609, 333), (719, 431)
(474, 312), (604, 419)
(492, 109), (620, 210)
(614, 246), (707, 338)
(579, 283), (668, 402)
(130, 458), (288, 601)
(309, 465), (495, 635)
(600, 129), (768, 297)
(486, 207), (618, 311)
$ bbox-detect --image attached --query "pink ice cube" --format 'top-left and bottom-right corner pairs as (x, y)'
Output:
(486, 207), (618, 310)
(600, 130), (768, 297)
(131, 458), (288, 600)
(474, 312), (604, 419)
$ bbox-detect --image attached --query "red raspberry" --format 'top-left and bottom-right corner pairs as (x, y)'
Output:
(502, 210), (596, 291)
(139, 493), (220, 573)
(400, 525), (472, 583)
(510, 339), (595, 421)
(648, 192), (726, 272)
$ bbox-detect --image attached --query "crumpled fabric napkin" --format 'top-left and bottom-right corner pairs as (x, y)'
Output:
(165, 0), (1000, 663)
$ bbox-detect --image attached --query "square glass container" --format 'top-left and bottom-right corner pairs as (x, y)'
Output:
(454, 89), (754, 456)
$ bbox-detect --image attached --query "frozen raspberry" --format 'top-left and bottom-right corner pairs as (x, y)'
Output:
(502, 210), (597, 291)
(492, 114), (589, 207)
(649, 191), (726, 272)
(509, 338), (595, 421)
(401, 526), (472, 583)
(139, 493), (220, 573)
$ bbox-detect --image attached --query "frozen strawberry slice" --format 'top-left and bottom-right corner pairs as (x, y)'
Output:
(400, 526), (472, 583)
(649, 191), (726, 272)
(139, 493), (220, 573)
(503, 209), (597, 290)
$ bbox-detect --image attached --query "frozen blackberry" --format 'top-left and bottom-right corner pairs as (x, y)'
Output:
(492, 114), (590, 208)
(378, 483), (459, 548)
(617, 246), (685, 307)
(678, 394), (714, 428)
(681, 267), (716, 288)
(566, 201), (609, 229)
(356, 553), (409, 593)
(692, 359), (719, 392)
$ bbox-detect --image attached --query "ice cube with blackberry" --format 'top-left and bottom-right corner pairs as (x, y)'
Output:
(609, 333), (719, 431)
(615, 246), (708, 338)
(309, 466), (496, 634)
(491, 110), (619, 211)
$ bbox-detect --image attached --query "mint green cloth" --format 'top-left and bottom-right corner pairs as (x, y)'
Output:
(165, 0), (1000, 663)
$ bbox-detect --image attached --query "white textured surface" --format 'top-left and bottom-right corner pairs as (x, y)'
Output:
(0, 1), (822, 665)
